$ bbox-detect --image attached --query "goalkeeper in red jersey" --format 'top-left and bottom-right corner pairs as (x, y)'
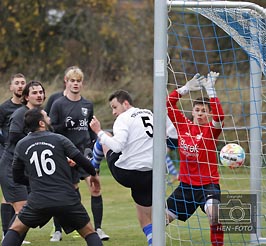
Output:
(166, 71), (225, 246)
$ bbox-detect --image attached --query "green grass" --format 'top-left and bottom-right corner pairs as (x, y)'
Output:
(24, 173), (144, 245)
(166, 166), (266, 246)
(11, 163), (147, 246)
(3, 163), (265, 245)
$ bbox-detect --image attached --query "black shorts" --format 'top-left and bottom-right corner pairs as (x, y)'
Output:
(18, 202), (90, 234)
(0, 144), (4, 157)
(106, 150), (152, 207)
(71, 166), (90, 184)
(167, 182), (221, 222)
(77, 166), (90, 180)
(166, 137), (178, 150)
(0, 151), (28, 203)
(71, 167), (81, 184)
(75, 148), (92, 181)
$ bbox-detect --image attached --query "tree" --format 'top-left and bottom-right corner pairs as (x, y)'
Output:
(0, 0), (154, 84)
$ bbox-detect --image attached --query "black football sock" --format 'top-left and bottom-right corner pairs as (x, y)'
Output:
(5, 215), (29, 245)
(2, 229), (21, 246)
(18, 232), (28, 245)
(91, 195), (103, 229)
(85, 232), (103, 246)
(53, 217), (62, 232)
(1, 203), (15, 235)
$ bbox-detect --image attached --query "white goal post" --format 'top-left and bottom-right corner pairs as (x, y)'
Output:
(153, 1), (266, 246)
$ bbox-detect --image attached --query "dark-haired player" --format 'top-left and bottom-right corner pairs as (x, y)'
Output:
(166, 72), (225, 246)
(2, 107), (102, 246)
(90, 89), (153, 246)
(0, 74), (26, 240)
(0, 81), (45, 244)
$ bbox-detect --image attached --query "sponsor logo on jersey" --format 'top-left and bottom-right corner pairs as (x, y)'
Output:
(66, 116), (76, 127)
(79, 118), (88, 127)
(180, 137), (199, 156)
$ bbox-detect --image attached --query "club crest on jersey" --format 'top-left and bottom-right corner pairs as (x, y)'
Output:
(81, 108), (88, 116)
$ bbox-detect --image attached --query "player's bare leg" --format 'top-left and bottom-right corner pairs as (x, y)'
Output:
(136, 204), (152, 228)
(84, 169), (109, 240)
(2, 216), (29, 246)
(11, 201), (26, 215)
(205, 199), (224, 246)
(136, 204), (152, 246)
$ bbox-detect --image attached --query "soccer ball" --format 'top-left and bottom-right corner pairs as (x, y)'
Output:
(219, 143), (245, 168)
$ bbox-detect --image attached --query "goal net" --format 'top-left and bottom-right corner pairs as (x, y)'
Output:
(164, 1), (266, 245)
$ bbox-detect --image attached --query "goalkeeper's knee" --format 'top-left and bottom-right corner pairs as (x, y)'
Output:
(204, 198), (220, 225)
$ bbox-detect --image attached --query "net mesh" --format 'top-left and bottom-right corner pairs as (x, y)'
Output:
(166, 2), (266, 245)
(193, 6), (266, 76)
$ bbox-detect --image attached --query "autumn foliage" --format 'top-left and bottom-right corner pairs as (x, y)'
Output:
(0, 0), (153, 83)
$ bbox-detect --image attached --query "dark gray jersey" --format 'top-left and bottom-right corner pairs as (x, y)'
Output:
(49, 96), (95, 153)
(44, 91), (64, 115)
(13, 131), (80, 209)
(5, 105), (29, 154)
(9, 105), (29, 134)
(0, 99), (22, 144)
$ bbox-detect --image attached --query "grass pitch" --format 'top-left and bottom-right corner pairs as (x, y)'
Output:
(2, 163), (265, 245)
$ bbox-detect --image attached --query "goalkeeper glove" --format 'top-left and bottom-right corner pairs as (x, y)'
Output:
(202, 71), (220, 98)
(177, 73), (205, 96)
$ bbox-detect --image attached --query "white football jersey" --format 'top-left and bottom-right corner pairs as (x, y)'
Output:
(100, 107), (153, 171)
(166, 115), (178, 139)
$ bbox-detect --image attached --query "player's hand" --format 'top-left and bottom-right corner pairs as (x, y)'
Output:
(67, 158), (76, 167)
(177, 73), (205, 95)
(205, 71), (219, 88)
(89, 116), (102, 134)
(89, 174), (101, 192)
(186, 73), (205, 91)
(202, 71), (219, 97)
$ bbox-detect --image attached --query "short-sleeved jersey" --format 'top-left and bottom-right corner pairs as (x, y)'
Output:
(166, 115), (178, 139)
(5, 105), (29, 154)
(0, 99), (22, 144)
(49, 96), (95, 153)
(100, 107), (153, 171)
(13, 131), (80, 209)
(167, 90), (224, 185)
